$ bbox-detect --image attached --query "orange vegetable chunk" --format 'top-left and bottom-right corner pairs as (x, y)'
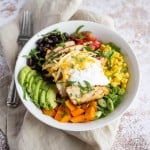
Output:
(70, 115), (85, 123)
(60, 114), (71, 122)
(42, 108), (56, 117)
(89, 101), (97, 111)
(81, 103), (88, 110)
(85, 106), (96, 121)
(65, 100), (76, 111)
(71, 108), (85, 117)
(54, 105), (64, 121)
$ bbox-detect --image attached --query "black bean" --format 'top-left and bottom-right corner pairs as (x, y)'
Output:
(30, 31), (71, 75)
(43, 37), (48, 42)
(42, 48), (47, 53)
(40, 43), (44, 47)
(36, 39), (42, 45)
(63, 32), (70, 39)
(50, 35), (56, 39)
(31, 65), (36, 70)
(42, 70), (49, 74)
(36, 65), (42, 71)
(48, 39), (53, 43)
(27, 58), (33, 66)
(39, 46), (44, 50)
(45, 44), (50, 48)
(54, 37), (59, 43)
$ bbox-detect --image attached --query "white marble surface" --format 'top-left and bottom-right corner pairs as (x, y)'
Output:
(0, 0), (150, 149)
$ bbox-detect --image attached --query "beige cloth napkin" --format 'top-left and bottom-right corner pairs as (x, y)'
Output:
(0, 0), (120, 150)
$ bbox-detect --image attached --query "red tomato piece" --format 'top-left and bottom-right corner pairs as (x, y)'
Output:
(77, 39), (84, 45)
(82, 31), (96, 42)
(93, 40), (101, 49)
(89, 44), (96, 50)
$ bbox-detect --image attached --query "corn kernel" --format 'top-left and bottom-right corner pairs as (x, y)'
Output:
(123, 63), (127, 67)
(101, 44), (106, 49)
(118, 62), (123, 66)
(122, 84), (127, 88)
(124, 72), (129, 78)
(114, 59), (118, 65)
(118, 56), (123, 61)
(113, 65), (120, 71)
(111, 82), (120, 87)
(109, 78), (112, 82)
(113, 77), (120, 83)
(105, 45), (112, 51)
(114, 52), (120, 58)
(121, 78), (128, 84)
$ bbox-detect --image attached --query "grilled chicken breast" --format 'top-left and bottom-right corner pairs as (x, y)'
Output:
(45, 41), (75, 59)
(66, 85), (109, 104)
(56, 83), (67, 97)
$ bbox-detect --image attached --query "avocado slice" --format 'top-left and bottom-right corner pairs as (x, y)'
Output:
(39, 82), (50, 108)
(40, 82), (50, 91)
(26, 73), (39, 94)
(40, 90), (49, 109)
(18, 66), (31, 86)
(24, 70), (37, 89)
(46, 84), (58, 109)
(26, 70), (37, 84)
(31, 76), (42, 93)
(33, 79), (44, 106)
(27, 76), (35, 95)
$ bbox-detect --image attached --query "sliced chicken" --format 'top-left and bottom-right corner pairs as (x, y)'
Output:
(45, 41), (75, 59)
(56, 45), (83, 55)
(54, 41), (75, 52)
(66, 86), (109, 105)
(56, 83), (67, 97)
(43, 45), (84, 70)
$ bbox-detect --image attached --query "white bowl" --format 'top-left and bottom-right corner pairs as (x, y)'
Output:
(15, 21), (140, 131)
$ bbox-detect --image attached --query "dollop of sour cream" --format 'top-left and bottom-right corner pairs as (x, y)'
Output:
(69, 62), (109, 87)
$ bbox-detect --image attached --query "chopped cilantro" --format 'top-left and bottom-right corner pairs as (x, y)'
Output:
(56, 42), (65, 47)
(67, 80), (76, 86)
(56, 98), (66, 104)
(75, 25), (84, 34)
(107, 42), (120, 52)
(102, 50), (114, 59)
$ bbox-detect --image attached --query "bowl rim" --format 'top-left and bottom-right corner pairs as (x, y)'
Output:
(14, 20), (140, 131)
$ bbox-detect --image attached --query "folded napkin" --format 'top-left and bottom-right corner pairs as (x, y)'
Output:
(0, 0), (120, 150)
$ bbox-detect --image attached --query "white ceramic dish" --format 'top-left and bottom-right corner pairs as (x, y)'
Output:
(15, 20), (140, 131)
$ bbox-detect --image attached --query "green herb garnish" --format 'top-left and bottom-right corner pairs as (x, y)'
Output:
(28, 49), (39, 59)
(78, 34), (86, 39)
(107, 42), (120, 52)
(56, 42), (65, 47)
(75, 25), (84, 34)
(102, 50), (114, 59)
(46, 51), (59, 62)
(84, 46), (103, 56)
(22, 55), (31, 59)
(42, 29), (61, 37)
(56, 98), (66, 104)
(84, 80), (93, 92)
(103, 85), (126, 108)
(121, 67), (128, 73)
(61, 111), (68, 117)
(50, 29), (61, 34)
(67, 81), (76, 86)
(77, 81), (93, 95)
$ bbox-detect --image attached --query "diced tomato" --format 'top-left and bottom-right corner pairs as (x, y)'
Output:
(82, 31), (96, 42)
(77, 39), (84, 45)
(93, 40), (101, 49)
(86, 34), (96, 41)
(89, 40), (101, 50)
(89, 44), (96, 50)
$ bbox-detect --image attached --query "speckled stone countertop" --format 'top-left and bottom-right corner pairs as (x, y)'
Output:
(0, 0), (150, 149)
